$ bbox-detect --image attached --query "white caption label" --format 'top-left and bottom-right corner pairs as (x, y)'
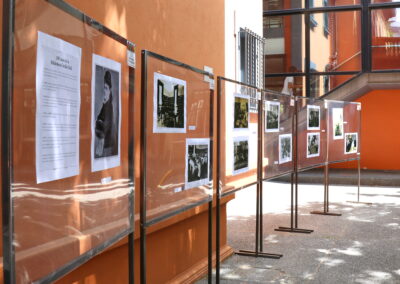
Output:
(101, 176), (112, 184)
(290, 99), (294, 106)
(274, 161), (279, 165)
(189, 125), (196, 131)
(174, 187), (183, 193)
(127, 50), (136, 68)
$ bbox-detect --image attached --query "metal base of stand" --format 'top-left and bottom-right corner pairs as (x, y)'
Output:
(346, 201), (372, 205)
(310, 211), (342, 216)
(235, 250), (282, 259)
(275, 226), (313, 234)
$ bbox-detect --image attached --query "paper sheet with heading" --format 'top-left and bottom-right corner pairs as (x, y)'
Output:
(35, 31), (82, 183)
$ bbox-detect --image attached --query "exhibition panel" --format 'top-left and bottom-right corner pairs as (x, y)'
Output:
(326, 100), (361, 164)
(263, 91), (295, 180)
(218, 77), (260, 196)
(296, 97), (327, 171)
(141, 51), (213, 225)
(3, 0), (135, 283)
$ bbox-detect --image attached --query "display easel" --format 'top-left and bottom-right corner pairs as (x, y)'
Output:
(215, 77), (282, 284)
(274, 96), (313, 234)
(2, 0), (136, 283)
(140, 50), (214, 284)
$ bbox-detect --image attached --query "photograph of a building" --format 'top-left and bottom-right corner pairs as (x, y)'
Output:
(154, 72), (186, 133)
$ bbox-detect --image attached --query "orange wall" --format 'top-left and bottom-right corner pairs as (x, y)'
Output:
(0, 0), (226, 283)
(333, 89), (400, 170)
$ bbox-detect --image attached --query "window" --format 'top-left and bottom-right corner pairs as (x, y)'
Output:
(239, 28), (265, 112)
(323, 0), (330, 37)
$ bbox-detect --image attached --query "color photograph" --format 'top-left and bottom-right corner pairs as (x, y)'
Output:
(307, 105), (320, 130)
(279, 134), (292, 164)
(345, 133), (358, 154)
(307, 132), (320, 158)
(185, 138), (210, 190)
(233, 94), (249, 129)
(233, 136), (249, 175)
(153, 72), (186, 133)
(265, 101), (280, 133)
(332, 108), (344, 140)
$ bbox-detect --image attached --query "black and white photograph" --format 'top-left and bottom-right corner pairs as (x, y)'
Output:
(307, 132), (320, 158)
(345, 132), (358, 154)
(233, 137), (249, 175)
(91, 54), (121, 172)
(307, 105), (320, 130)
(153, 72), (186, 133)
(185, 138), (210, 190)
(332, 108), (344, 140)
(265, 101), (280, 133)
(233, 93), (249, 129)
(279, 134), (292, 164)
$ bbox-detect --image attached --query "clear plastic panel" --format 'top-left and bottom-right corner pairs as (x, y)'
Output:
(326, 100), (361, 163)
(219, 79), (259, 196)
(144, 54), (213, 223)
(263, 91), (295, 180)
(296, 97), (327, 171)
(12, 0), (133, 283)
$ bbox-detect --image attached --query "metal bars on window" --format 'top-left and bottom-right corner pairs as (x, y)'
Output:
(239, 28), (265, 112)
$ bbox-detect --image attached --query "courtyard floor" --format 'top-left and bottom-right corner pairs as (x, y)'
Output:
(198, 181), (400, 283)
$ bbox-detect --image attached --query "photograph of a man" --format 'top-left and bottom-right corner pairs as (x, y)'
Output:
(91, 54), (121, 172)
(95, 70), (118, 158)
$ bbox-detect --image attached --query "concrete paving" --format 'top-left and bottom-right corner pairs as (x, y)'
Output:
(197, 182), (400, 283)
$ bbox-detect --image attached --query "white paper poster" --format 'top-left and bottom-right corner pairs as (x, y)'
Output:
(91, 54), (122, 172)
(35, 31), (82, 183)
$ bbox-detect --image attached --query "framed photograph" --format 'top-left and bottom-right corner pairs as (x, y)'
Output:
(91, 54), (121, 172)
(279, 134), (292, 164)
(233, 93), (249, 130)
(153, 72), (187, 133)
(345, 133), (358, 154)
(233, 136), (249, 175)
(307, 132), (320, 158)
(307, 105), (320, 130)
(332, 108), (344, 140)
(265, 101), (280, 133)
(185, 138), (210, 190)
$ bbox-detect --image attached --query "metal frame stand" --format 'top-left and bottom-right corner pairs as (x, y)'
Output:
(275, 98), (313, 234)
(310, 164), (342, 216)
(236, 93), (283, 259)
(275, 172), (314, 233)
(347, 159), (372, 205)
(140, 51), (214, 284)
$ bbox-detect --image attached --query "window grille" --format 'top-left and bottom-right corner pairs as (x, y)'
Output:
(239, 28), (265, 112)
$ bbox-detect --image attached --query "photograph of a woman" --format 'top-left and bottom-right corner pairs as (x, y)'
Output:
(91, 54), (121, 172)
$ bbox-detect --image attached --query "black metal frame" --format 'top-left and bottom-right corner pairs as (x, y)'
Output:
(139, 50), (214, 284)
(2, 0), (136, 283)
(273, 96), (313, 234)
(215, 76), (283, 283)
(264, 0), (400, 97)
